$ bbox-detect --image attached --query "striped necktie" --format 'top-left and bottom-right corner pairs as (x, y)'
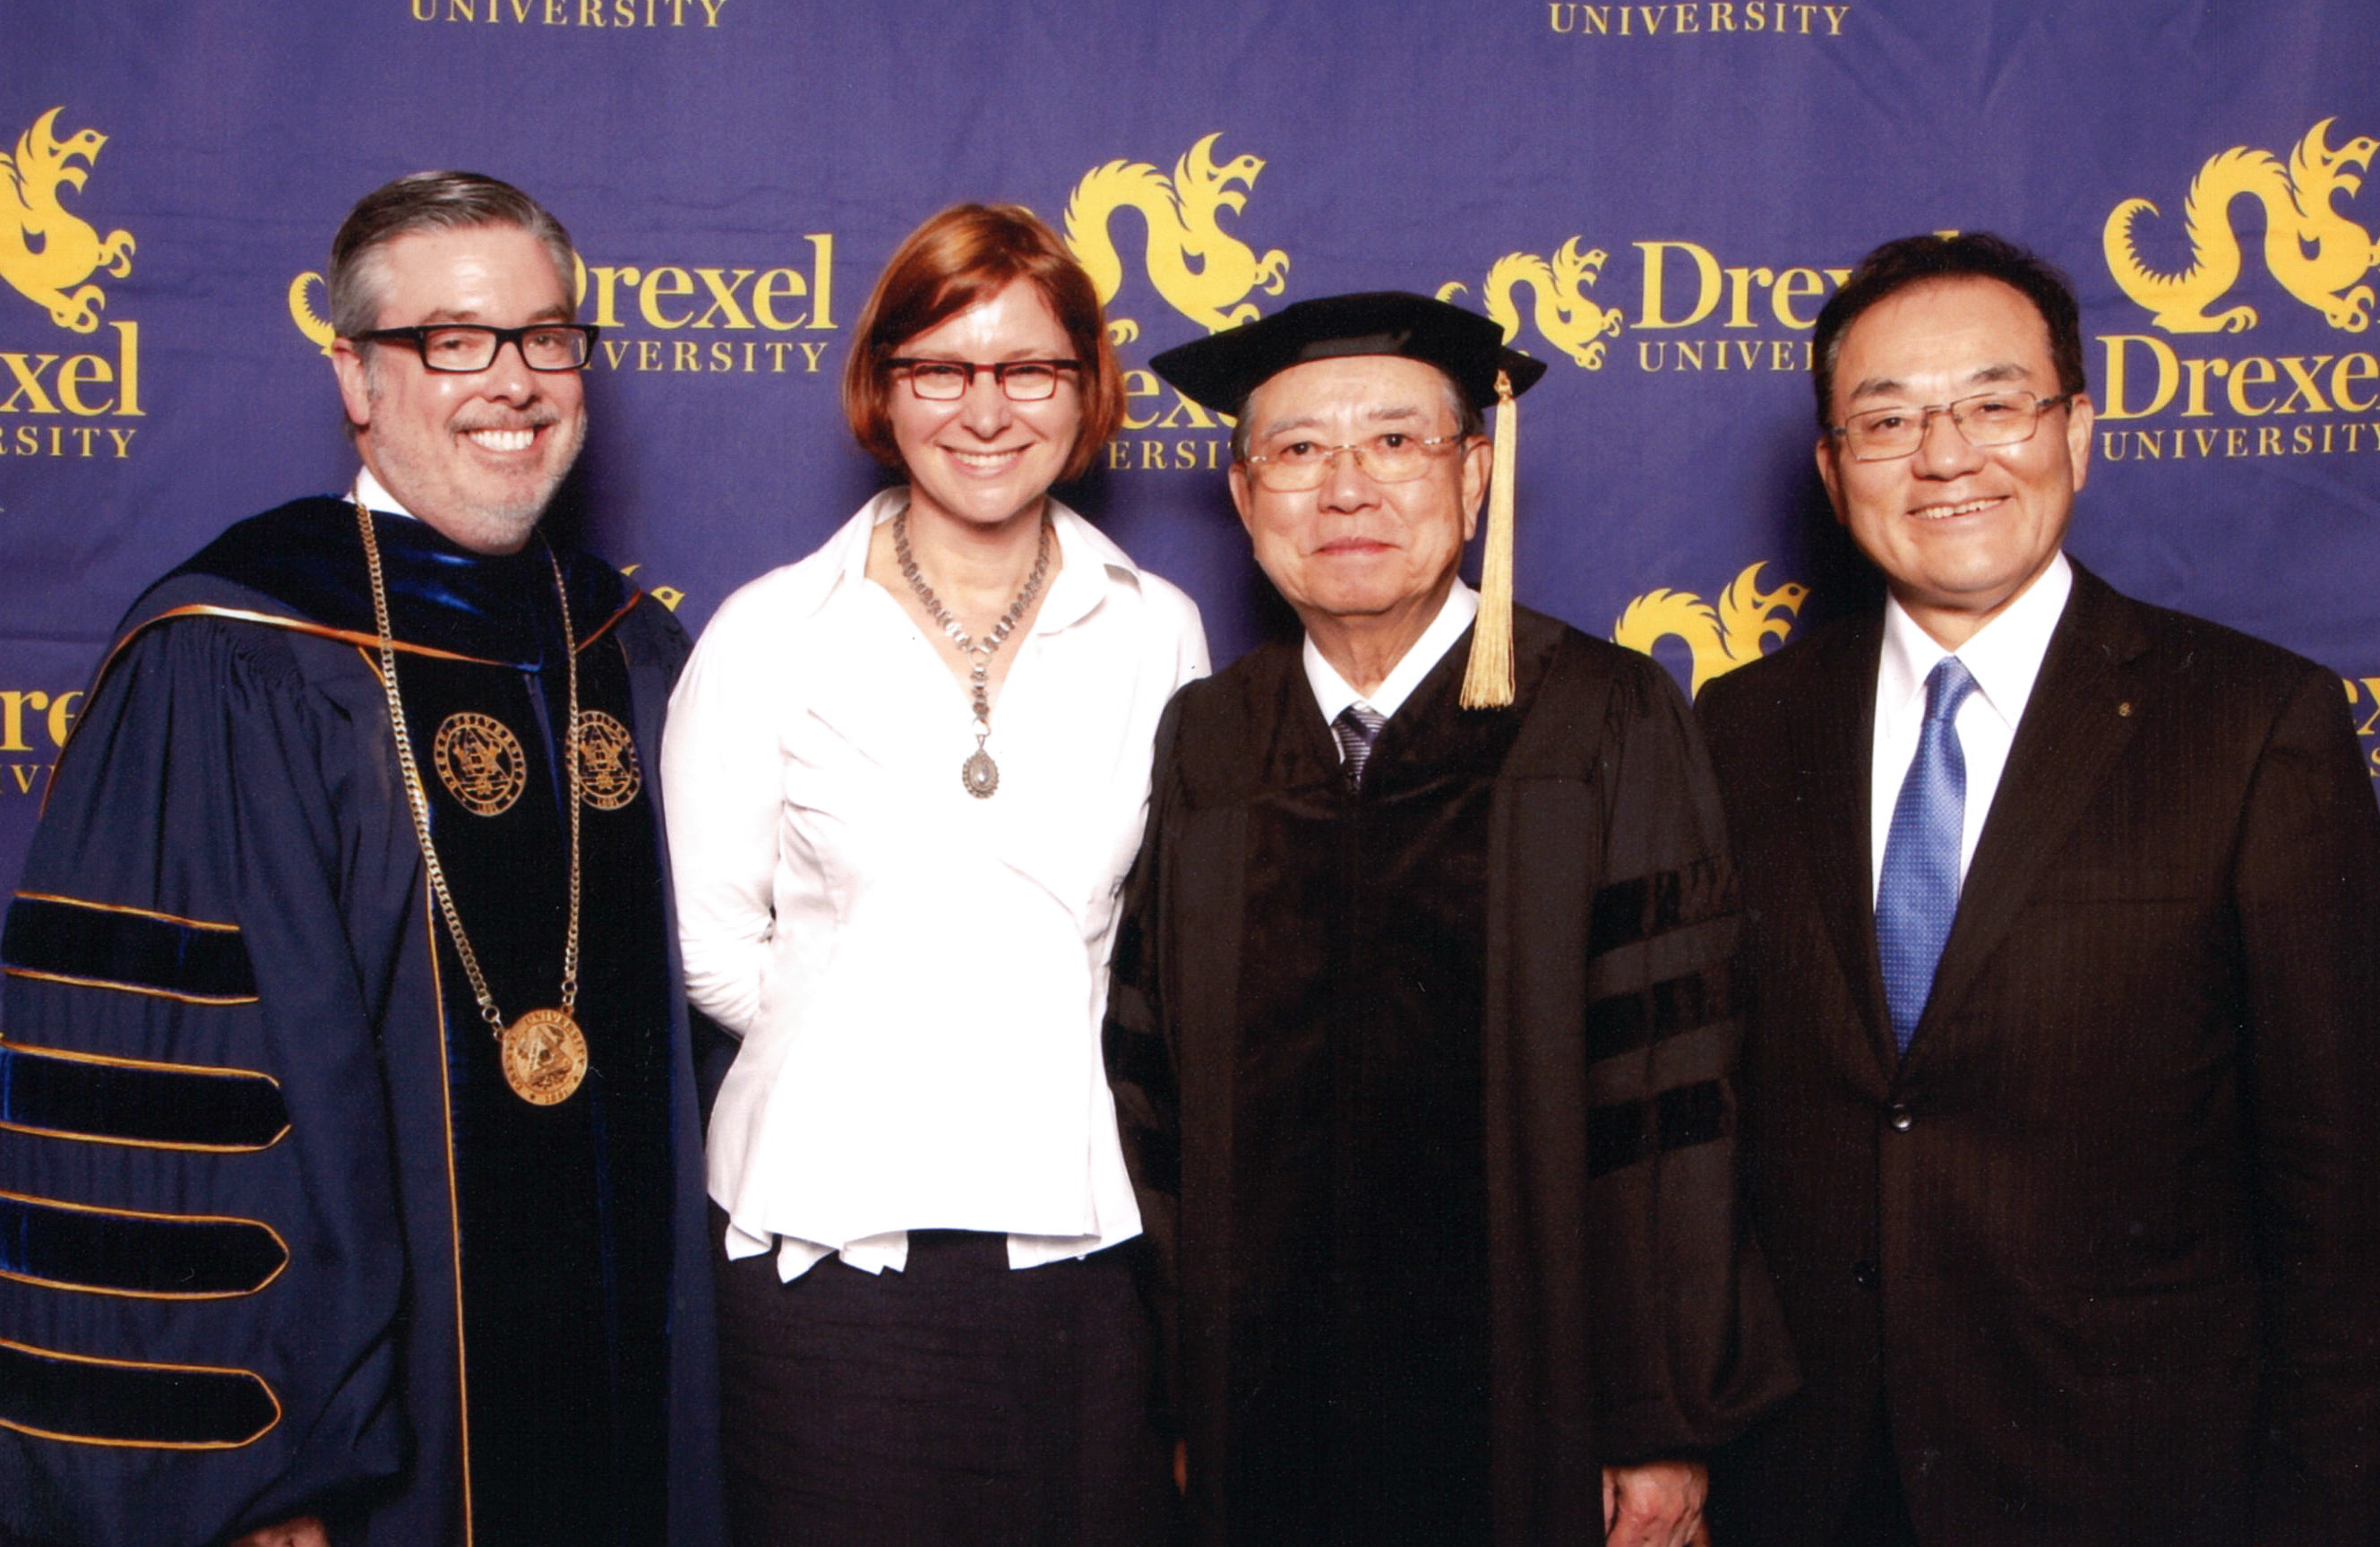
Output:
(1332, 704), (1387, 791)
(1877, 657), (1978, 1053)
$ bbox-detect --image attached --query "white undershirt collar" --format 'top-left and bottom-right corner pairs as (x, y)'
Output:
(1869, 552), (2072, 896)
(351, 466), (414, 520)
(1302, 580), (1480, 737)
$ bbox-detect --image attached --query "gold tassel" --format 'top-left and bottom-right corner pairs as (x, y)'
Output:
(1459, 369), (1518, 709)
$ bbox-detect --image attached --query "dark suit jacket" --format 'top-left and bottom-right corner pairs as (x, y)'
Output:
(1698, 563), (2380, 1546)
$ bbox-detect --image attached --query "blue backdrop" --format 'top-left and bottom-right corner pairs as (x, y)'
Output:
(4, 0), (2377, 890)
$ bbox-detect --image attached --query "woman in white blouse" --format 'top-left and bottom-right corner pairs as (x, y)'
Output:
(661, 204), (1207, 1544)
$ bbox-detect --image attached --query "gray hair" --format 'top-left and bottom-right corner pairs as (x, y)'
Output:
(329, 170), (576, 339)
(1228, 365), (1483, 462)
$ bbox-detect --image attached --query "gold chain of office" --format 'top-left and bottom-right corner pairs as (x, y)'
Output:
(354, 495), (589, 1105)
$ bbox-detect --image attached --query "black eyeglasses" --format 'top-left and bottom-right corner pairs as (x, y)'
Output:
(884, 357), (1081, 402)
(352, 322), (599, 374)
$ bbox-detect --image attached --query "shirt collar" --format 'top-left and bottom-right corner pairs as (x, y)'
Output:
(352, 466), (413, 520)
(1302, 579), (1479, 725)
(826, 486), (1146, 634)
(1878, 551), (2073, 733)
(1031, 500), (1139, 635)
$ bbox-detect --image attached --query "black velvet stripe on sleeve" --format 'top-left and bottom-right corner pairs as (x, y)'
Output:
(1586, 858), (1730, 956)
(1585, 1079), (1734, 1181)
(1584, 962), (1740, 1066)
(3, 897), (256, 1003)
(0, 1044), (289, 1151)
(0, 1194), (288, 1298)
(1655, 1079), (1731, 1154)
(0, 1338), (279, 1448)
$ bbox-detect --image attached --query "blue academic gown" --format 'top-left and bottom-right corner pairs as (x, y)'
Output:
(0, 498), (724, 1547)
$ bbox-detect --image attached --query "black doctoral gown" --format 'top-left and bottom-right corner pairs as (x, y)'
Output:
(0, 499), (724, 1547)
(1104, 606), (1794, 1546)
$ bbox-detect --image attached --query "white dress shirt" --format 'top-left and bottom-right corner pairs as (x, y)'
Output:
(1869, 554), (2073, 898)
(664, 489), (1208, 1281)
(353, 466), (410, 519)
(1302, 580), (1480, 737)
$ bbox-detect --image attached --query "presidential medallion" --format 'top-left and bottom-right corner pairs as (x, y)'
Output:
(501, 1007), (589, 1105)
(360, 499), (597, 1112)
(432, 712), (528, 817)
(575, 710), (641, 811)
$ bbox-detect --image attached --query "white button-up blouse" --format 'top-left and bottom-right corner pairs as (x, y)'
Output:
(662, 489), (1208, 1281)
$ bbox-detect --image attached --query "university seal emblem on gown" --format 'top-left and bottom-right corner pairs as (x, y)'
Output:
(431, 709), (528, 815)
(574, 709), (641, 809)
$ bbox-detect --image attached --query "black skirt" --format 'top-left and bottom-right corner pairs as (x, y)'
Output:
(716, 1225), (1177, 1547)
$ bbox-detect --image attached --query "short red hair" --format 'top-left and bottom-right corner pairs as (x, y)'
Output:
(842, 203), (1123, 485)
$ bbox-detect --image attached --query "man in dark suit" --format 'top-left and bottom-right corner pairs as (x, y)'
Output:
(1700, 232), (2380, 1545)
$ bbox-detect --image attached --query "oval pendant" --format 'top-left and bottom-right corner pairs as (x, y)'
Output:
(961, 748), (1000, 799)
(501, 1008), (589, 1105)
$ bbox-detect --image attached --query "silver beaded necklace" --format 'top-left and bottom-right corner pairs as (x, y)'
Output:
(893, 505), (1053, 798)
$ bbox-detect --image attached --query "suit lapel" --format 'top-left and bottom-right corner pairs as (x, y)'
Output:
(1908, 567), (2151, 1059)
(1787, 614), (1899, 1079)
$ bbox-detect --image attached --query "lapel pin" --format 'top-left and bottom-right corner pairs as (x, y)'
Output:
(2117, 702), (2134, 717)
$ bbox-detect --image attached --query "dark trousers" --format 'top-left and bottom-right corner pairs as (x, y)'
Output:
(717, 1224), (1177, 1547)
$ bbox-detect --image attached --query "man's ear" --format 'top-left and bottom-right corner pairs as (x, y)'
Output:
(1815, 434), (1846, 526)
(331, 339), (373, 433)
(1229, 460), (1257, 537)
(1458, 434), (1491, 544)
(2064, 392), (2095, 494)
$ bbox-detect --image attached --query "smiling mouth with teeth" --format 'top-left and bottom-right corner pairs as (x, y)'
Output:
(1912, 495), (2005, 520)
(466, 427), (538, 452)
(949, 448), (1023, 468)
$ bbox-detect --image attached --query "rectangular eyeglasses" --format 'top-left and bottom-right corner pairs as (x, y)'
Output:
(1241, 433), (1469, 492)
(1831, 391), (2073, 462)
(354, 322), (599, 373)
(886, 357), (1081, 402)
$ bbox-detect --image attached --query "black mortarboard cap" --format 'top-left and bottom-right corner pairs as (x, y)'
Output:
(1149, 291), (1547, 415)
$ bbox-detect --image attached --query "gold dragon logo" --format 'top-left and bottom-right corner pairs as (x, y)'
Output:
(0, 107), (136, 333)
(1061, 133), (1290, 344)
(1438, 237), (1625, 369)
(288, 271), (336, 355)
(618, 563), (683, 612)
(2104, 117), (2380, 334)
(1612, 563), (1807, 695)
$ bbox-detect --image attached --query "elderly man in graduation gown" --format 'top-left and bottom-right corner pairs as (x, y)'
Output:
(0, 172), (721, 1547)
(1104, 293), (1793, 1547)
(1699, 233), (2380, 1545)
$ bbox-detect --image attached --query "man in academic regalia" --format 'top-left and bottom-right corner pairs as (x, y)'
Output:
(1104, 293), (1794, 1547)
(0, 172), (721, 1547)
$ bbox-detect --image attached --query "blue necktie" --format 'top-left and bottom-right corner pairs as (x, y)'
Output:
(1877, 657), (1978, 1053)
(1332, 704), (1386, 791)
